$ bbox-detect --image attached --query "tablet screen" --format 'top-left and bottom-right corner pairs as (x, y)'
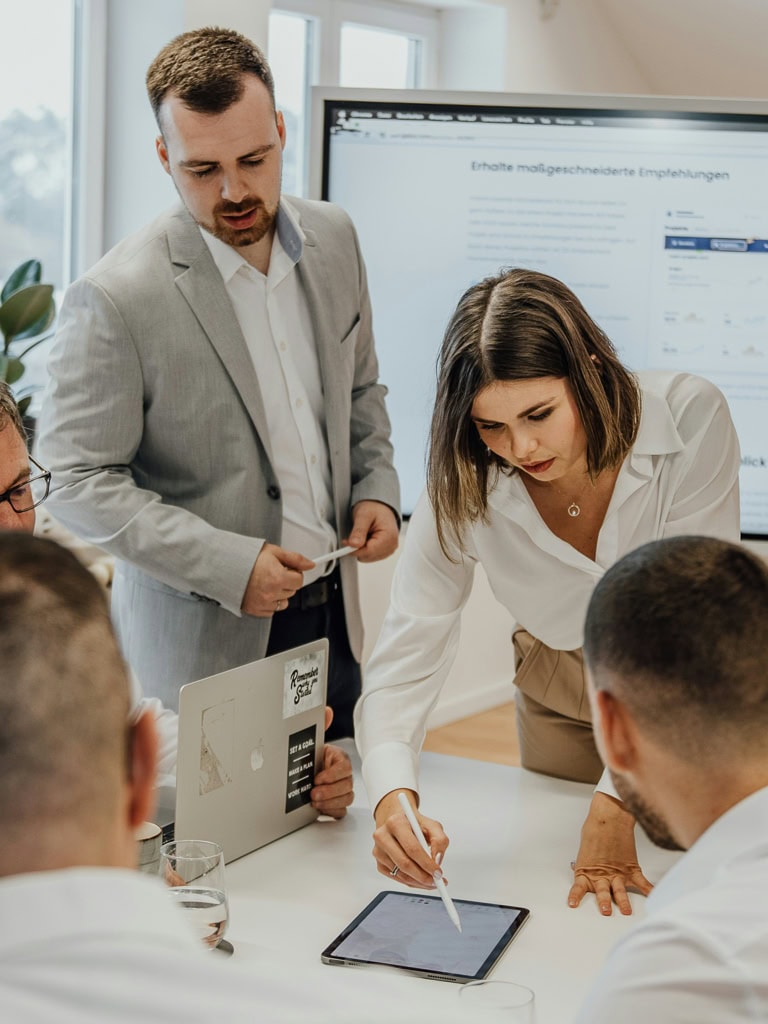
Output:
(321, 891), (529, 983)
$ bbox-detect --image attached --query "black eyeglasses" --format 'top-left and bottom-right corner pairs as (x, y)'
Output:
(0, 456), (51, 513)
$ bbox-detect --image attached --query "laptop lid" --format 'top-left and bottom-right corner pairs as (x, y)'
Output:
(175, 639), (328, 864)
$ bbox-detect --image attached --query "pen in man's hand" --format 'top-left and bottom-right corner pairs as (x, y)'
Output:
(310, 545), (357, 567)
(397, 792), (462, 933)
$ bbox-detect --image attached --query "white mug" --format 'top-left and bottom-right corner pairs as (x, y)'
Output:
(134, 821), (162, 875)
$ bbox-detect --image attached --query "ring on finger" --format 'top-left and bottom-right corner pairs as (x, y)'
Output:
(390, 865), (400, 878)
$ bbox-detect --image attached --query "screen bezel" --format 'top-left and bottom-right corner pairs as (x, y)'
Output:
(320, 890), (530, 984)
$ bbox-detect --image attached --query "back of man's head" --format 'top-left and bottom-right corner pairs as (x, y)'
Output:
(0, 533), (131, 873)
(146, 26), (275, 126)
(584, 536), (768, 763)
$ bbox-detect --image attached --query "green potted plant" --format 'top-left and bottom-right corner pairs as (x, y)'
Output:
(0, 258), (56, 422)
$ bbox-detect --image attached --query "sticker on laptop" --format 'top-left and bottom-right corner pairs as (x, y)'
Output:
(283, 649), (325, 719)
(285, 724), (317, 813)
(199, 699), (235, 795)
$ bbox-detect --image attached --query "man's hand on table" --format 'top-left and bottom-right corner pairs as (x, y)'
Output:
(371, 789), (449, 890)
(568, 791), (654, 915)
(310, 706), (354, 819)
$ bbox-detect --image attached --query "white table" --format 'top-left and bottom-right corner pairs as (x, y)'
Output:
(224, 745), (679, 1022)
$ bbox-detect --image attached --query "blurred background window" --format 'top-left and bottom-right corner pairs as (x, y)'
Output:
(269, 10), (316, 199)
(0, 2), (75, 292)
(269, 1), (437, 196)
(339, 22), (421, 89)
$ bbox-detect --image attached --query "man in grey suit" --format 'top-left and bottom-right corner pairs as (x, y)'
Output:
(37, 27), (400, 738)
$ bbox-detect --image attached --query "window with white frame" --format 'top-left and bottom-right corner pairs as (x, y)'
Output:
(269, 1), (439, 195)
(0, 0), (105, 417)
(0, 2), (76, 291)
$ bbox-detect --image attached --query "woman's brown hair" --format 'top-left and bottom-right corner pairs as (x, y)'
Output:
(427, 268), (641, 557)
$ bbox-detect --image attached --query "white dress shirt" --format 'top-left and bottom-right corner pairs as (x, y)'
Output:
(0, 867), (321, 1023)
(128, 670), (178, 790)
(356, 372), (741, 810)
(201, 200), (337, 584)
(574, 786), (768, 1023)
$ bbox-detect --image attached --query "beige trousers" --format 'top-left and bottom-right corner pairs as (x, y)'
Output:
(512, 628), (604, 784)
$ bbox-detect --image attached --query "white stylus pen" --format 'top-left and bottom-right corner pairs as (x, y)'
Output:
(398, 792), (462, 933)
(309, 545), (357, 567)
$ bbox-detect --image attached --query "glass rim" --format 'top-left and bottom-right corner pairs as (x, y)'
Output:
(458, 979), (535, 1006)
(160, 838), (224, 858)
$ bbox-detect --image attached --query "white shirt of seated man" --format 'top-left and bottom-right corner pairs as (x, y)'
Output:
(575, 537), (768, 1024)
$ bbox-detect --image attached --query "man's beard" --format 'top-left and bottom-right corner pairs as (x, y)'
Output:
(609, 769), (685, 852)
(202, 196), (278, 248)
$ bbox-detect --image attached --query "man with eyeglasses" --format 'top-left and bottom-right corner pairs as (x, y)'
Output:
(0, 381), (354, 817)
(0, 386), (115, 583)
(0, 393), (50, 530)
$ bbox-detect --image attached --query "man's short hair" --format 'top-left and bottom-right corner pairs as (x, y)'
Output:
(584, 536), (768, 758)
(146, 26), (275, 125)
(0, 381), (25, 439)
(0, 533), (130, 835)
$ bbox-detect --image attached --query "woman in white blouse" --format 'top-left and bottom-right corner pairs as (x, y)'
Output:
(355, 267), (740, 915)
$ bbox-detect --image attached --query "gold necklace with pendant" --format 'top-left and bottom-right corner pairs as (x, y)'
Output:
(565, 473), (595, 518)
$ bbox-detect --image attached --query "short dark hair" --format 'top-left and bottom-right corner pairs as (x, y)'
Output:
(146, 26), (275, 125)
(426, 268), (641, 556)
(584, 536), (768, 758)
(0, 381), (25, 440)
(0, 534), (130, 837)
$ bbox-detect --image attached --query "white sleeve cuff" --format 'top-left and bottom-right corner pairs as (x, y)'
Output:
(361, 741), (422, 813)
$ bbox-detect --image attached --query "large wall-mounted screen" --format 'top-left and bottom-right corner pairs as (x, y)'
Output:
(310, 88), (768, 538)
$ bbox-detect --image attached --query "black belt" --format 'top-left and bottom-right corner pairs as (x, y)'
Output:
(286, 566), (341, 611)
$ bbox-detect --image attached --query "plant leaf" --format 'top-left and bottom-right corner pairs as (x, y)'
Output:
(0, 284), (54, 345)
(1, 259), (42, 302)
(17, 395), (32, 416)
(12, 302), (56, 342)
(5, 357), (24, 384)
(0, 354), (8, 381)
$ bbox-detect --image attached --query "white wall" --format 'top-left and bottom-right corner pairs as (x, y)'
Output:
(184, 0), (270, 40)
(438, 5), (507, 91)
(598, 0), (768, 100)
(494, 0), (768, 100)
(500, 0), (649, 95)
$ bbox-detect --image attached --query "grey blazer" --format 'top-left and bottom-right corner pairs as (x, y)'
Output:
(37, 198), (400, 708)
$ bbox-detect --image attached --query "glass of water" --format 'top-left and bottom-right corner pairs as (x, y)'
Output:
(160, 840), (229, 950)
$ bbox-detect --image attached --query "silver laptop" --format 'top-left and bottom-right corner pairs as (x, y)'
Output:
(174, 639), (328, 864)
